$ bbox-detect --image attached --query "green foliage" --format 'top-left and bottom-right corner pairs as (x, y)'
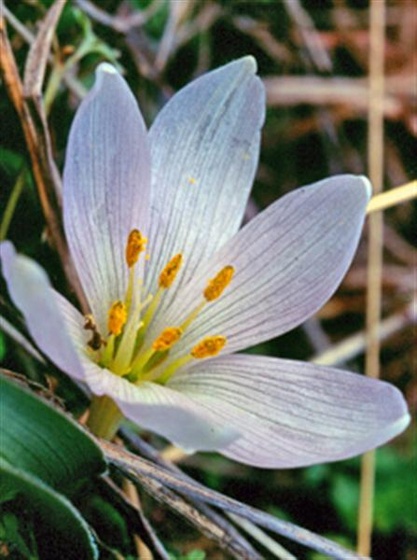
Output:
(0, 376), (106, 559)
(131, 0), (169, 39)
(0, 333), (5, 362)
(0, 510), (38, 560)
(372, 447), (416, 534)
(329, 447), (417, 535)
(169, 550), (206, 560)
(0, 148), (26, 178)
(82, 494), (134, 554)
(304, 445), (417, 537)
(0, 460), (98, 560)
(0, 376), (106, 494)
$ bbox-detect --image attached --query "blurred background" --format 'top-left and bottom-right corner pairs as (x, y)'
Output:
(0, 1), (415, 559)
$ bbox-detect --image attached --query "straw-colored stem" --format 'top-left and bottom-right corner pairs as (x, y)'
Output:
(0, 169), (26, 241)
(122, 479), (153, 560)
(367, 181), (417, 214)
(357, 0), (386, 555)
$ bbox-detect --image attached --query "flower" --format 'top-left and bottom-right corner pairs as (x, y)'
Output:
(1, 58), (409, 468)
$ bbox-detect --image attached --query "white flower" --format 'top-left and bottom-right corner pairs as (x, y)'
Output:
(1, 58), (409, 467)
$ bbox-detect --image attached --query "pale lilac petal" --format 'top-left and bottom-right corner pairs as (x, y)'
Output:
(169, 354), (410, 468)
(82, 359), (238, 451)
(0, 242), (84, 380)
(53, 290), (89, 355)
(63, 64), (151, 332)
(145, 57), (265, 305)
(159, 175), (371, 357)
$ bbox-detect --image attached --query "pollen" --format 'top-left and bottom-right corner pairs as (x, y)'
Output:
(203, 265), (234, 302)
(125, 229), (147, 268)
(159, 254), (183, 288)
(108, 301), (127, 336)
(152, 327), (183, 351)
(191, 335), (227, 359)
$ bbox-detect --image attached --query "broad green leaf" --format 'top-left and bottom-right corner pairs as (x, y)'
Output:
(0, 459), (98, 560)
(0, 375), (106, 496)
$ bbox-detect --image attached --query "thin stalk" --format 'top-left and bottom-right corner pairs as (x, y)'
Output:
(357, 0), (386, 556)
(366, 180), (417, 214)
(0, 168), (26, 240)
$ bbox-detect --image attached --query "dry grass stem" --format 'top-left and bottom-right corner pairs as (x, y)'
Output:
(358, 1), (386, 555)
(367, 181), (417, 214)
(312, 296), (416, 367)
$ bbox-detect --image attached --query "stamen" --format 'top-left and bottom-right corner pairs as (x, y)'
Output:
(180, 301), (205, 331)
(191, 335), (227, 359)
(152, 327), (183, 351)
(100, 334), (116, 368)
(108, 301), (127, 336)
(125, 229), (147, 268)
(159, 254), (183, 288)
(142, 254), (184, 330)
(203, 265), (234, 302)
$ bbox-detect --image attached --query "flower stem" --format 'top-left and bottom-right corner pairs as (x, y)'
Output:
(87, 395), (123, 440)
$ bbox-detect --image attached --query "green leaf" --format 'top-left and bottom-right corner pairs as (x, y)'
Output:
(330, 446), (416, 534)
(0, 510), (37, 559)
(0, 375), (106, 496)
(0, 148), (26, 176)
(373, 446), (417, 534)
(0, 459), (98, 560)
(0, 332), (6, 362)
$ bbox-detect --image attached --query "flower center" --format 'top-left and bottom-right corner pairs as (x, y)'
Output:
(85, 229), (234, 385)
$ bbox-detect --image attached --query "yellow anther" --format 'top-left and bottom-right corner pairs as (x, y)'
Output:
(125, 229), (147, 268)
(107, 301), (127, 336)
(191, 335), (227, 359)
(152, 327), (183, 351)
(159, 254), (183, 289)
(203, 265), (234, 302)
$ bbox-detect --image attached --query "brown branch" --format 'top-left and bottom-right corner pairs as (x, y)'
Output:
(129, 470), (262, 559)
(0, 5), (88, 313)
(99, 477), (171, 560)
(120, 428), (262, 559)
(99, 439), (367, 560)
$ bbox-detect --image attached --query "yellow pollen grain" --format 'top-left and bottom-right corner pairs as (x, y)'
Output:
(152, 327), (183, 351)
(203, 265), (234, 302)
(159, 254), (183, 288)
(191, 335), (227, 359)
(126, 229), (147, 268)
(107, 301), (127, 336)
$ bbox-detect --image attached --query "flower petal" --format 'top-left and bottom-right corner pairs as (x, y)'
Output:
(169, 354), (410, 468)
(63, 64), (151, 331)
(145, 57), (265, 300)
(161, 175), (371, 356)
(53, 290), (89, 355)
(82, 359), (238, 451)
(0, 242), (84, 380)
